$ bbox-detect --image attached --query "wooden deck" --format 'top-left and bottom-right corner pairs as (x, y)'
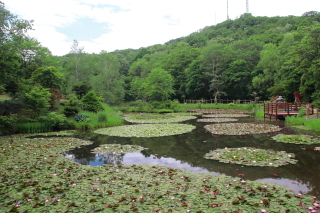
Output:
(264, 103), (301, 121)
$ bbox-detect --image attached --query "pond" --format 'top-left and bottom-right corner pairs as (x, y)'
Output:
(66, 115), (320, 197)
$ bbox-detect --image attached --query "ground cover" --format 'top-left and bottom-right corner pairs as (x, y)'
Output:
(202, 114), (250, 118)
(123, 113), (196, 123)
(272, 134), (320, 145)
(204, 123), (282, 135)
(0, 135), (318, 212)
(94, 124), (196, 137)
(91, 144), (147, 155)
(197, 118), (238, 123)
(204, 147), (298, 167)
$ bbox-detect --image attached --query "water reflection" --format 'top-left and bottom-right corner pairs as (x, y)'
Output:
(66, 116), (320, 197)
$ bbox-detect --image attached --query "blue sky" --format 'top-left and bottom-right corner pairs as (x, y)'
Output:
(3, 0), (320, 56)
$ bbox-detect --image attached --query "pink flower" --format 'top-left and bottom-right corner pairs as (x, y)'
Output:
(26, 198), (32, 201)
(313, 203), (319, 207)
(186, 210), (191, 212)
(131, 200), (136, 202)
(45, 200), (49, 203)
(202, 179), (206, 181)
(53, 174), (57, 176)
(261, 210), (267, 213)
(63, 169), (67, 171)
(55, 199), (60, 202)
(169, 180), (173, 183)
(171, 197), (175, 200)
(72, 184), (77, 186)
(14, 204), (20, 207)
(180, 176), (185, 179)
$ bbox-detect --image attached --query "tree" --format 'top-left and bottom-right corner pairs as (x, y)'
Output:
(31, 66), (65, 90)
(69, 40), (84, 82)
(142, 68), (174, 101)
(72, 81), (92, 99)
(91, 52), (125, 105)
(24, 85), (51, 113)
(81, 91), (103, 112)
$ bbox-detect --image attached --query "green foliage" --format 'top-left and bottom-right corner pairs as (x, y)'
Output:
(72, 81), (92, 99)
(16, 122), (52, 133)
(24, 86), (51, 113)
(142, 67), (174, 101)
(81, 91), (103, 112)
(74, 113), (91, 122)
(37, 112), (69, 130)
(31, 66), (65, 90)
(63, 105), (80, 117)
(0, 115), (17, 134)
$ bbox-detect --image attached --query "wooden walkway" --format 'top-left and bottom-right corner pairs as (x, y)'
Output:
(264, 103), (301, 121)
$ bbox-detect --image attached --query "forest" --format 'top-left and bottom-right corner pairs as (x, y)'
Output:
(1, 1), (320, 109)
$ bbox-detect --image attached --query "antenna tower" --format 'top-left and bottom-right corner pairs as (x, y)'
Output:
(246, 0), (249, 13)
(227, 0), (229, 20)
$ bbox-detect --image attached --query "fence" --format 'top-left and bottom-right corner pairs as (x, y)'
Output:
(183, 99), (266, 104)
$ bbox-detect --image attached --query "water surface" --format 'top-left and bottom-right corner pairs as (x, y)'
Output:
(66, 116), (320, 197)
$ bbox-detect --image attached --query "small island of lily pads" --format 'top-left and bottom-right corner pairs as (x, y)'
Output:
(271, 134), (320, 145)
(202, 114), (250, 118)
(204, 147), (298, 167)
(94, 123), (196, 137)
(204, 123), (282, 135)
(197, 118), (238, 123)
(91, 144), (147, 155)
(123, 113), (197, 123)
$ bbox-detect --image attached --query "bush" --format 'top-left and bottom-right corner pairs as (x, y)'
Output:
(0, 115), (18, 134)
(37, 112), (69, 130)
(63, 105), (80, 117)
(81, 91), (103, 112)
(97, 111), (108, 122)
(75, 113), (91, 122)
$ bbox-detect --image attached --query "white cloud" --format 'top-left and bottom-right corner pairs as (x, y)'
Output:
(2, 0), (320, 55)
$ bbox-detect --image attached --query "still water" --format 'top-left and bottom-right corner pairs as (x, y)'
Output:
(66, 116), (320, 197)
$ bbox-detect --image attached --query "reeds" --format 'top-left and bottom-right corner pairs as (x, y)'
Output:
(285, 116), (320, 131)
(17, 122), (52, 133)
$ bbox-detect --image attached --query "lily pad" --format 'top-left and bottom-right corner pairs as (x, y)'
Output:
(204, 123), (282, 135)
(197, 118), (238, 123)
(123, 113), (197, 123)
(272, 134), (320, 145)
(94, 124), (196, 137)
(0, 135), (316, 212)
(203, 114), (250, 118)
(204, 147), (298, 167)
(91, 144), (147, 155)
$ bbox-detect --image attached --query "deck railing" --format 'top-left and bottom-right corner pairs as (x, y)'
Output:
(263, 102), (301, 119)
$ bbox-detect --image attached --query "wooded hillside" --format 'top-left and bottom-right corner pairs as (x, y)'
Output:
(1, 0), (320, 106)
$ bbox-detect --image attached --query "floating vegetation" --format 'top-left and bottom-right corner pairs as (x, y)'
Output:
(94, 124), (196, 137)
(28, 130), (77, 137)
(203, 114), (250, 118)
(272, 134), (320, 145)
(204, 147), (298, 167)
(0, 135), (317, 212)
(91, 144), (147, 155)
(123, 113), (196, 123)
(204, 123), (282, 135)
(197, 118), (238, 123)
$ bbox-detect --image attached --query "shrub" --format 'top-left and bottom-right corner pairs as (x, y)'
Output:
(0, 115), (18, 134)
(63, 105), (80, 117)
(37, 112), (69, 130)
(81, 91), (103, 112)
(97, 111), (108, 122)
(75, 113), (91, 122)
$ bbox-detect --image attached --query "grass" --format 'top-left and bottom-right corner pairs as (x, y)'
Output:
(16, 122), (53, 133)
(72, 103), (124, 131)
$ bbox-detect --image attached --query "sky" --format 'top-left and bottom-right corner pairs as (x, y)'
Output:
(3, 0), (320, 56)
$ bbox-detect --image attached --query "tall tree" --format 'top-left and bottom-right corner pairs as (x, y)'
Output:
(69, 40), (84, 82)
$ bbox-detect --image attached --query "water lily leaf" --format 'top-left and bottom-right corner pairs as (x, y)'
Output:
(272, 134), (320, 145)
(94, 124), (196, 137)
(204, 147), (297, 167)
(123, 113), (196, 123)
(204, 123), (282, 135)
